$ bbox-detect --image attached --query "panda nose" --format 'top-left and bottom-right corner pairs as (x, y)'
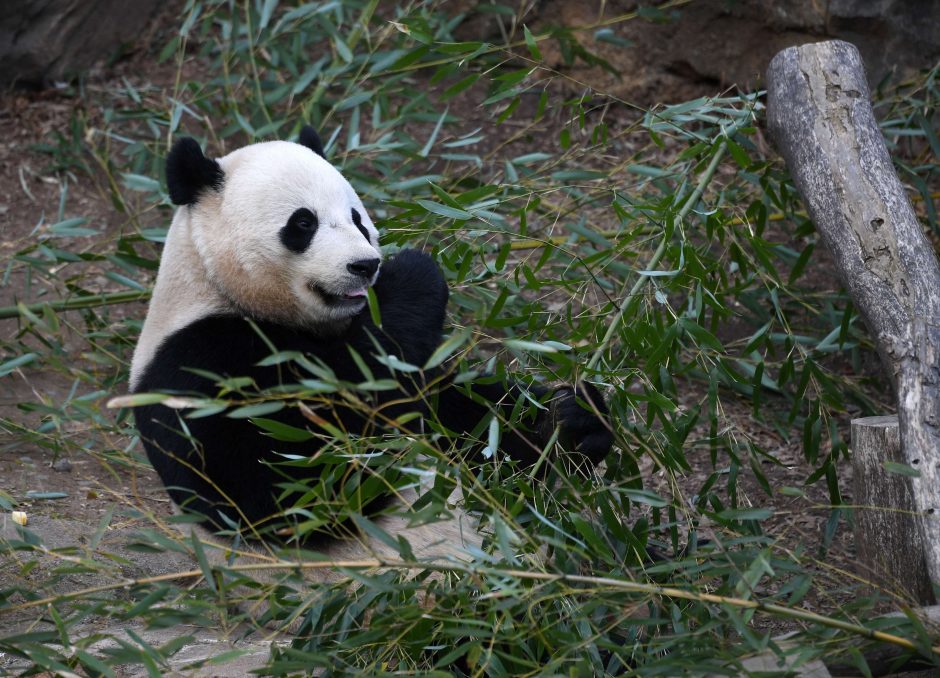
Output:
(347, 258), (380, 279)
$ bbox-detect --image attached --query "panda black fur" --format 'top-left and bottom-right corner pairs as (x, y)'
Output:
(131, 126), (613, 550)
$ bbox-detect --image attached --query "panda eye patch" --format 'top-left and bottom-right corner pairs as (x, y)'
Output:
(280, 207), (319, 254)
(351, 208), (370, 243)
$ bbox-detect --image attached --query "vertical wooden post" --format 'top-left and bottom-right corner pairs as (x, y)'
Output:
(896, 320), (940, 587)
(851, 416), (935, 603)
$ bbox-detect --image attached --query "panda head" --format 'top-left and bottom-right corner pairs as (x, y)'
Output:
(165, 126), (381, 328)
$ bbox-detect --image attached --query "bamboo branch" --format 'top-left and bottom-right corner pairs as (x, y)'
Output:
(0, 290), (150, 320)
(2, 556), (937, 659)
(586, 121), (745, 371)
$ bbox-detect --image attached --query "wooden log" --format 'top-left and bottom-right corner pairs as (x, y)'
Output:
(765, 40), (940, 382)
(766, 40), (940, 591)
(851, 416), (935, 604)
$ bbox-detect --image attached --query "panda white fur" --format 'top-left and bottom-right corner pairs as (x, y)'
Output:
(130, 126), (613, 581)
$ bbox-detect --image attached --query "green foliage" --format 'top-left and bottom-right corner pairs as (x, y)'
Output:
(1, 1), (939, 675)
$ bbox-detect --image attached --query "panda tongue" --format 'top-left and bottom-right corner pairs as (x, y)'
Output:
(344, 287), (368, 299)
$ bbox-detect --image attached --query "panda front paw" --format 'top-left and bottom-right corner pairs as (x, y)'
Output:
(370, 250), (449, 364)
(543, 382), (614, 465)
(375, 250), (448, 308)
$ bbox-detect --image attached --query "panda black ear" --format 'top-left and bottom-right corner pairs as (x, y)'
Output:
(298, 125), (326, 159)
(165, 137), (224, 206)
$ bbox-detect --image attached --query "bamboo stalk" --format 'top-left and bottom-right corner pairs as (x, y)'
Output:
(3, 556), (937, 659)
(509, 191), (938, 252)
(0, 290), (150, 320)
(586, 124), (743, 371)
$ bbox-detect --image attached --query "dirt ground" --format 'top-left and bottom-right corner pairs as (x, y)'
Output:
(0, 3), (927, 676)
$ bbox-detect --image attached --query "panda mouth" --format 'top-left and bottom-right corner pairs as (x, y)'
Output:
(309, 283), (369, 308)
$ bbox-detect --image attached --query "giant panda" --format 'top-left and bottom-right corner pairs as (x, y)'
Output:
(129, 126), (614, 582)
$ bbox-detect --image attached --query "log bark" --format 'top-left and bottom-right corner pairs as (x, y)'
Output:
(766, 40), (940, 382)
(897, 320), (940, 586)
(766, 40), (940, 590)
(851, 416), (935, 604)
